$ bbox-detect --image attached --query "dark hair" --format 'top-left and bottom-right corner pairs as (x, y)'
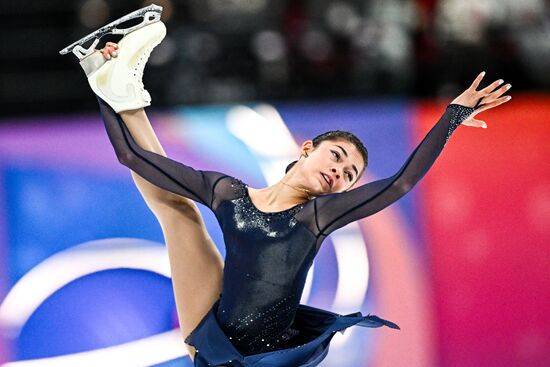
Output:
(285, 130), (368, 177)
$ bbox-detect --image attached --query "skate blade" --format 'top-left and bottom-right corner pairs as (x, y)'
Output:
(59, 4), (163, 60)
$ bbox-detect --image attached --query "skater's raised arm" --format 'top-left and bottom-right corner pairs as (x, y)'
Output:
(119, 108), (193, 209)
(98, 42), (199, 210)
(312, 72), (512, 236)
(97, 97), (229, 210)
(76, 23), (230, 210)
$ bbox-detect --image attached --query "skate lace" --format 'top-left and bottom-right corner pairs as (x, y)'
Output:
(133, 45), (154, 91)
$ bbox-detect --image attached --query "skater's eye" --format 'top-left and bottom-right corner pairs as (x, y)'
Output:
(331, 146), (358, 182)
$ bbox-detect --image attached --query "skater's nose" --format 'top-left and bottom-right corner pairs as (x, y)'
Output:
(331, 168), (340, 180)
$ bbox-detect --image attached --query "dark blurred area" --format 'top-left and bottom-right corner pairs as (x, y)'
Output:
(1, 0), (549, 118)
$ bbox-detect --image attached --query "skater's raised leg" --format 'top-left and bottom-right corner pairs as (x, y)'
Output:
(63, 12), (224, 361)
(117, 107), (224, 361)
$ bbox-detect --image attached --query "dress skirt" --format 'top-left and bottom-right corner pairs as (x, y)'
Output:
(184, 298), (400, 367)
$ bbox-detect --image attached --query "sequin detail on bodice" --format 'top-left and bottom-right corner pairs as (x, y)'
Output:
(229, 178), (304, 237)
(215, 178), (313, 355)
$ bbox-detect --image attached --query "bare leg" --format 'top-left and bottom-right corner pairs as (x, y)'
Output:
(154, 201), (223, 361)
(119, 108), (224, 360)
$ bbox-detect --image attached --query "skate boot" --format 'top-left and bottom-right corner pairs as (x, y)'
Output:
(60, 4), (166, 112)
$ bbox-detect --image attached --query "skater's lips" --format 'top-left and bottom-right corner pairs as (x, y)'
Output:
(320, 172), (333, 190)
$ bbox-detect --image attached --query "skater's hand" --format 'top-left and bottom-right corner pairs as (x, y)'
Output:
(451, 71), (512, 129)
(98, 42), (119, 60)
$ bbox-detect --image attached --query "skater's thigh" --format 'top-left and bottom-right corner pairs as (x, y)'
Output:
(156, 201), (224, 361)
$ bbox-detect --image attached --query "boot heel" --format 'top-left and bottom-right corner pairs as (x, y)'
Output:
(79, 51), (107, 77)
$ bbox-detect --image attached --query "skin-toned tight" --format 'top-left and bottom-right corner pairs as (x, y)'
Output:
(119, 109), (224, 362)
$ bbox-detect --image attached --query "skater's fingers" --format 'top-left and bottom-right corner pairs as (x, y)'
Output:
(105, 46), (118, 57)
(98, 46), (118, 59)
(479, 79), (505, 95)
(468, 71), (486, 91)
(99, 48), (112, 60)
(462, 118), (488, 129)
(475, 95), (512, 113)
(106, 42), (119, 49)
(481, 84), (512, 104)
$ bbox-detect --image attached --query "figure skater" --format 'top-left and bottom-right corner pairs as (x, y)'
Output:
(61, 6), (512, 366)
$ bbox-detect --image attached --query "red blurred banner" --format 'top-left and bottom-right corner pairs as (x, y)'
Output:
(416, 95), (550, 366)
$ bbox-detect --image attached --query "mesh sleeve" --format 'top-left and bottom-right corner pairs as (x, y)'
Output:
(97, 97), (230, 209)
(310, 104), (474, 236)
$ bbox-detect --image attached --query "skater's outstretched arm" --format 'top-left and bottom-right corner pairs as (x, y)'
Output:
(312, 72), (512, 236)
(97, 97), (229, 210)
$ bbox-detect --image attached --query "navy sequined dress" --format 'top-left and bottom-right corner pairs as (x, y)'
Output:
(97, 99), (474, 366)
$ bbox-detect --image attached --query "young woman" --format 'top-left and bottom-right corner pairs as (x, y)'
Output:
(66, 12), (511, 367)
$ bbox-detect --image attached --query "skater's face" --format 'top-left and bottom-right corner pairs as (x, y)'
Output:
(299, 138), (365, 194)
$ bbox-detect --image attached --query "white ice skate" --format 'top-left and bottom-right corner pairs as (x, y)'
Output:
(60, 4), (166, 112)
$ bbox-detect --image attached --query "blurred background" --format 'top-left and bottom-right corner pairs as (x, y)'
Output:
(2, 0), (550, 116)
(0, 0), (549, 366)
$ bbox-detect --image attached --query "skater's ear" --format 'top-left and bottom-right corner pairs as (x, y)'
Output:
(300, 140), (314, 156)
